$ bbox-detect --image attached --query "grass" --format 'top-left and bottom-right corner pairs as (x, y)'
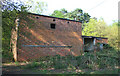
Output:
(90, 68), (118, 74)
(2, 48), (119, 74)
(18, 49), (119, 74)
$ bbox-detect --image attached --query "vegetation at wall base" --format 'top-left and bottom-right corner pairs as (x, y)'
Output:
(2, 0), (119, 74)
(16, 48), (118, 74)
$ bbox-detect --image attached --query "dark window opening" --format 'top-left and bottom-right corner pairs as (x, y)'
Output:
(103, 44), (105, 46)
(53, 19), (55, 21)
(36, 17), (39, 19)
(50, 24), (56, 29)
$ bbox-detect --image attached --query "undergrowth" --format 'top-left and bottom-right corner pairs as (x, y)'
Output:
(21, 49), (119, 74)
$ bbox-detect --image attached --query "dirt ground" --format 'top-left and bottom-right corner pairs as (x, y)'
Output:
(2, 62), (75, 74)
(2, 63), (30, 74)
(2, 62), (119, 75)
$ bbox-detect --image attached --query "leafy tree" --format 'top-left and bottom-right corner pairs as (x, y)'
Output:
(106, 21), (119, 50)
(51, 8), (90, 22)
(50, 8), (67, 18)
(1, 0), (28, 60)
(82, 18), (119, 50)
(51, 8), (91, 29)
(66, 8), (91, 23)
(50, 10), (64, 18)
(23, 0), (47, 14)
(82, 18), (108, 37)
(2, 0), (47, 61)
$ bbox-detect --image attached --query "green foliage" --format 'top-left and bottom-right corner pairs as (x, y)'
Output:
(82, 18), (119, 50)
(66, 8), (91, 23)
(2, 0), (28, 60)
(2, 0), (47, 62)
(106, 22), (119, 49)
(22, 62), (40, 69)
(103, 44), (113, 49)
(51, 10), (65, 18)
(51, 8), (91, 24)
(14, 61), (20, 66)
(53, 60), (68, 69)
(22, 48), (118, 74)
(23, 0), (47, 14)
(90, 68), (118, 74)
(82, 18), (108, 37)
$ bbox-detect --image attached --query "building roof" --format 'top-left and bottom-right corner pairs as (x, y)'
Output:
(82, 35), (108, 39)
(28, 12), (82, 23)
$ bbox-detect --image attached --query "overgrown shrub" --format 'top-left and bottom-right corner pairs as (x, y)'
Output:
(23, 62), (40, 69)
(21, 48), (118, 73)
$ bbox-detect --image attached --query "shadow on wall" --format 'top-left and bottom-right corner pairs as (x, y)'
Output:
(17, 15), (83, 61)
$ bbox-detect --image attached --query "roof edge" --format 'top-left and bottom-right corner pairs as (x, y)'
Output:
(82, 35), (108, 39)
(28, 12), (82, 23)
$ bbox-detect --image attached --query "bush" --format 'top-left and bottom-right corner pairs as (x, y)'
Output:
(53, 60), (68, 69)
(23, 62), (40, 69)
(21, 48), (118, 73)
